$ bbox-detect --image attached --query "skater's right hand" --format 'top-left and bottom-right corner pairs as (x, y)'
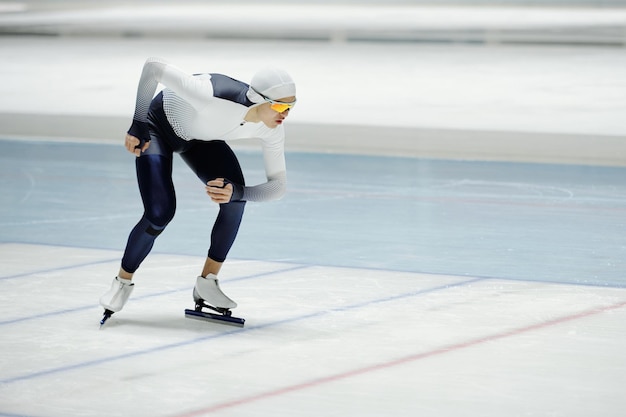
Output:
(206, 178), (234, 204)
(124, 134), (150, 157)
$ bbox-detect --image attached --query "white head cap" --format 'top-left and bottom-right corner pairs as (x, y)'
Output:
(247, 67), (296, 103)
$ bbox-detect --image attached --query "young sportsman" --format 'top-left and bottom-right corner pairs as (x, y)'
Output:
(99, 57), (296, 323)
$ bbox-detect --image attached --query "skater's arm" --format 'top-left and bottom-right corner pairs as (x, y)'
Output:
(127, 57), (215, 146)
(204, 141), (286, 203)
(126, 58), (165, 145)
(205, 170), (286, 203)
(240, 137), (287, 202)
(242, 171), (287, 202)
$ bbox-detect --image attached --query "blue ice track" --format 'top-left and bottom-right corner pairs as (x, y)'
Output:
(1, 138), (625, 287)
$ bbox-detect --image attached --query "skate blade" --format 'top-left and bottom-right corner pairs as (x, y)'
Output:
(185, 309), (245, 327)
(99, 309), (114, 328)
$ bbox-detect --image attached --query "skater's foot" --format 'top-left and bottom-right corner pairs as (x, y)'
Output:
(193, 274), (237, 309)
(100, 276), (135, 313)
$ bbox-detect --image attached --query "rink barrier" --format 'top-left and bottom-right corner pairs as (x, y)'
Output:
(0, 113), (625, 167)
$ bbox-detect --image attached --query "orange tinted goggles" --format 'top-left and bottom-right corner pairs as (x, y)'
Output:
(269, 101), (295, 113)
(257, 90), (296, 113)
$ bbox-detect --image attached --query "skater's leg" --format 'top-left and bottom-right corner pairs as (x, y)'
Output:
(202, 257), (223, 277)
(180, 140), (246, 309)
(180, 140), (247, 271)
(194, 199), (245, 310)
(101, 92), (186, 321)
(207, 200), (246, 264)
(120, 153), (176, 276)
(118, 267), (133, 280)
(119, 93), (181, 279)
(101, 152), (175, 316)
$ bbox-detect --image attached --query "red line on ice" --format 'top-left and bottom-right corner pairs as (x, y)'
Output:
(171, 300), (626, 417)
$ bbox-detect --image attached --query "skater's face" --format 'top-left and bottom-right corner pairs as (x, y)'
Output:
(257, 96), (296, 129)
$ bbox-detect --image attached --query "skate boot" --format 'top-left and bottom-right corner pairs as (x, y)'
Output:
(99, 276), (134, 326)
(185, 274), (244, 327)
(193, 274), (237, 309)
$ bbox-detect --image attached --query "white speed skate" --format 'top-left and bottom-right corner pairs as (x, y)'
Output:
(193, 274), (237, 309)
(99, 276), (134, 326)
(185, 274), (244, 327)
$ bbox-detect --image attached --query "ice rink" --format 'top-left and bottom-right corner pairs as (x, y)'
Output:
(1, 1), (626, 416)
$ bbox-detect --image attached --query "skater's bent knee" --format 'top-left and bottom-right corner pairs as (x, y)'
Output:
(144, 206), (175, 228)
(145, 224), (163, 236)
(138, 215), (169, 237)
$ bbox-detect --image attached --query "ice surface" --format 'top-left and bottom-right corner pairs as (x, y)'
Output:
(1, 243), (625, 416)
(1, 4), (626, 416)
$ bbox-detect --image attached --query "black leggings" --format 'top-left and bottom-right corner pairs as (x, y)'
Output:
(121, 93), (246, 273)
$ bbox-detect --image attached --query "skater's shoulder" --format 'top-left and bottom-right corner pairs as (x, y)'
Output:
(207, 73), (254, 108)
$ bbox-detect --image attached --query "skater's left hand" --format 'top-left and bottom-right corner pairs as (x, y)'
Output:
(206, 178), (233, 204)
(124, 134), (150, 157)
